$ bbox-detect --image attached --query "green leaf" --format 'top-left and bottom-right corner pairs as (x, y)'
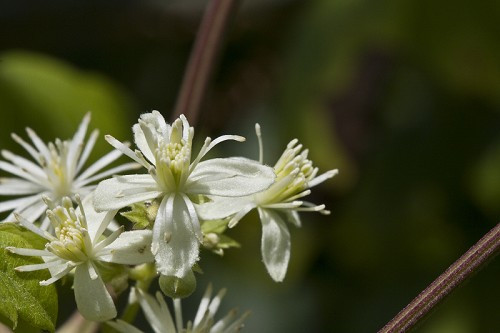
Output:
(121, 201), (159, 230)
(0, 223), (58, 332)
(201, 219), (229, 234)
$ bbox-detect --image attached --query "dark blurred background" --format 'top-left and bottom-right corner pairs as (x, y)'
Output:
(1, 0), (499, 332)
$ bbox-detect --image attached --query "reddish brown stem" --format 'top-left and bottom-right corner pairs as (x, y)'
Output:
(172, 0), (239, 124)
(379, 223), (500, 333)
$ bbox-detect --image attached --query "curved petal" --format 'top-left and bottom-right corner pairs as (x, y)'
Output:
(187, 157), (275, 197)
(133, 123), (155, 164)
(0, 178), (44, 195)
(153, 194), (199, 278)
(74, 263), (117, 321)
(194, 196), (252, 221)
(81, 193), (116, 241)
(93, 175), (162, 211)
(258, 208), (291, 282)
(99, 230), (154, 265)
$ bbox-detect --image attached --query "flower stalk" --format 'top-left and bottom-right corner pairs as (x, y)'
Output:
(379, 222), (500, 333)
(172, 0), (240, 123)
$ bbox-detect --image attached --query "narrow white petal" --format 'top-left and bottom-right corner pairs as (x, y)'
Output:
(93, 226), (124, 253)
(1, 150), (46, 180)
(133, 123), (155, 164)
(153, 194), (199, 278)
(98, 230), (154, 265)
(67, 113), (91, 170)
(187, 158), (275, 197)
(76, 149), (125, 181)
(0, 178), (44, 195)
(307, 169), (338, 188)
(0, 161), (47, 186)
(15, 260), (62, 272)
(189, 135), (245, 172)
(14, 211), (55, 241)
(285, 210), (302, 227)
(40, 264), (75, 286)
(25, 127), (51, 161)
(181, 193), (202, 241)
(105, 135), (150, 169)
(11, 133), (40, 161)
(6, 247), (51, 257)
(73, 263), (117, 321)
(228, 203), (256, 228)
(3, 197), (36, 215)
(82, 192), (118, 241)
(194, 284), (212, 327)
(258, 208), (291, 282)
(76, 162), (141, 187)
(93, 175), (161, 211)
(136, 290), (175, 333)
(76, 129), (99, 173)
(15, 200), (48, 224)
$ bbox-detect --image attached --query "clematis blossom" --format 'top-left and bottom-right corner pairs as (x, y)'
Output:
(0, 113), (139, 230)
(94, 111), (275, 278)
(6, 194), (154, 321)
(197, 124), (338, 282)
(108, 284), (249, 333)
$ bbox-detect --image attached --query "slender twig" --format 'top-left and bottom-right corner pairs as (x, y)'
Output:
(171, 0), (240, 124)
(379, 223), (500, 333)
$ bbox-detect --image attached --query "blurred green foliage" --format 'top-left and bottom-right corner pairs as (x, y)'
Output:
(0, 0), (499, 332)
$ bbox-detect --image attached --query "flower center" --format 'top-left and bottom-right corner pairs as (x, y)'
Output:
(152, 118), (193, 191)
(46, 199), (89, 262)
(41, 139), (74, 199)
(257, 139), (316, 204)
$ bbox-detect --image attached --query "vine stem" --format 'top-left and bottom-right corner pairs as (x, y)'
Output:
(171, 0), (240, 124)
(379, 223), (500, 333)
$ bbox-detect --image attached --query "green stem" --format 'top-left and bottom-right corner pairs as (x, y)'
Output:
(379, 223), (500, 333)
(171, 0), (240, 124)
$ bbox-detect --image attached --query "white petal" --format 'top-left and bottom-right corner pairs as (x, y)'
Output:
(98, 230), (154, 265)
(76, 149), (125, 182)
(1, 150), (46, 180)
(187, 157), (275, 197)
(67, 113), (91, 170)
(93, 175), (161, 211)
(0, 161), (46, 186)
(76, 162), (141, 187)
(308, 169), (338, 188)
(153, 194), (199, 278)
(285, 210), (302, 227)
(76, 129), (99, 173)
(194, 196), (252, 221)
(14, 199), (47, 223)
(81, 192), (117, 241)
(73, 263), (117, 321)
(258, 208), (291, 282)
(25, 127), (51, 161)
(0, 194), (42, 214)
(136, 290), (175, 333)
(0, 178), (44, 195)
(133, 123), (155, 164)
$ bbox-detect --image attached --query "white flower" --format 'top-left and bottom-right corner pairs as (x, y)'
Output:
(0, 113), (140, 230)
(108, 284), (249, 333)
(198, 124), (338, 282)
(6, 194), (154, 321)
(94, 111), (275, 278)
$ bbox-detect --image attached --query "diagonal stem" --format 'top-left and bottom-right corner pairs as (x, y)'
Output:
(172, 0), (240, 124)
(379, 222), (500, 333)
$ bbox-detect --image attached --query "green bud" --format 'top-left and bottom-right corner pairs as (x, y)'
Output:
(159, 269), (197, 299)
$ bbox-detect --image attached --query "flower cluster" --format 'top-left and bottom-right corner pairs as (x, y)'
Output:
(1, 111), (336, 328)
